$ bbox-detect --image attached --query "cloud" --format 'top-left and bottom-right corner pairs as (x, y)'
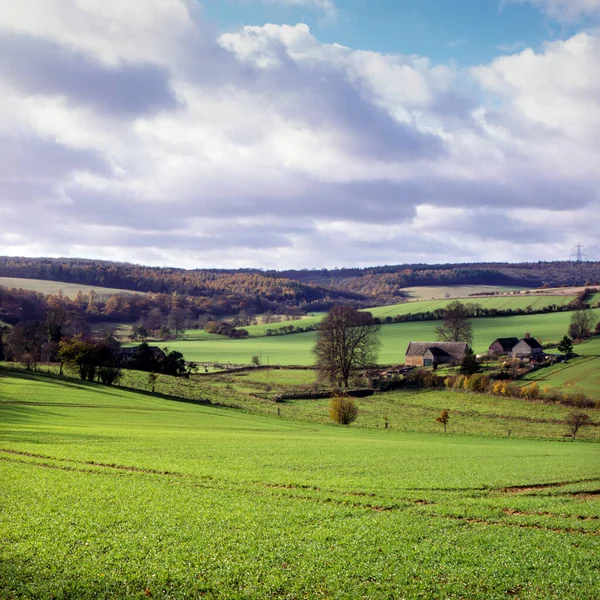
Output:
(0, 0), (599, 268)
(509, 0), (600, 20)
(0, 32), (181, 118)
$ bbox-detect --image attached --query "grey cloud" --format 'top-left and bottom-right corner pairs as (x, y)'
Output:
(0, 136), (109, 180)
(179, 30), (445, 161)
(0, 32), (180, 118)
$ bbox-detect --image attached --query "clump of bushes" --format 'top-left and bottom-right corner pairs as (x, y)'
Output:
(329, 395), (358, 425)
(446, 373), (596, 408)
(405, 369), (445, 389)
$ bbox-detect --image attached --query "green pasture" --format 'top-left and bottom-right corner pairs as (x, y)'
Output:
(0, 371), (598, 598)
(183, 368), (600, 440)
(181, 294), (573, 341)
(0, 276), (143, 298)
(401, 285), (527, 300)
(520, 337), (600, 400)
(169, 309), (600, 366)
(8, 365), (598, 440)
(369, 294), (574, 319)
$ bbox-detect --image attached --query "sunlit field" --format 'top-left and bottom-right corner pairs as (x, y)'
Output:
(1, 371), (598, 598)
(166, 309), (600, 366)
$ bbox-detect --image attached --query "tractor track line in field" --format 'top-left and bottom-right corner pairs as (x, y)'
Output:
(530, 356), (599, 386)
(3, 454), (598, 532)
(447, 514), (599, 536)
(557, 362), (600, 390)
(501, 508), (599, 521)
(0, 448), (184, 476)
(499, 478), (600, 494)
(0, 400), (177, 411)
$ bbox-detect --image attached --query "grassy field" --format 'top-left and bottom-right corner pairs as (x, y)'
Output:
(167, 309), (600, 366)
(369, 294), (574, 319)
(520, 337), (600, 400)
(0, 276), (143, 298)
(180, 294), (574, 341)
(401, 285), (527, 300)
(1, 371), (598, 598)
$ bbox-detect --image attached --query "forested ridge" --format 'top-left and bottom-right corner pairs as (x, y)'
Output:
(2, 257), (600, 308)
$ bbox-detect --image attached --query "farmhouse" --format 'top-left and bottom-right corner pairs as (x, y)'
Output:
(488, 337), (519, 357)
(511, 335), (544, 359)
(120, 345), (166, 360)
(405, 342), (469, 367)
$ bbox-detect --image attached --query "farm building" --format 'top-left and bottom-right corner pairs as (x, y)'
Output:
(121, 345), (166, 360)
(405, 342), (469, 367)
(511, 334), (544, 359)
(488, 337), (519, 357)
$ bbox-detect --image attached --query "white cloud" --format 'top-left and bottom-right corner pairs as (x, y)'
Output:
(0, 1), (599, 268)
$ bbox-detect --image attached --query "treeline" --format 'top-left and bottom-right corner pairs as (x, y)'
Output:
(379, 295), (599, 325)
(258, 292), (600, 338)
(0, 257), (370, 311)
(2, 256), (600, 315)
(0, 284), (308, 327)
(276, 261), (600, 300)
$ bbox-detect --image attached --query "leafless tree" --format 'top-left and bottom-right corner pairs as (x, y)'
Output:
(568, 309), (595, 340)
(313, 305), (380, 388)
(435, 301), (473, 345)
(567, 412), (590, 439)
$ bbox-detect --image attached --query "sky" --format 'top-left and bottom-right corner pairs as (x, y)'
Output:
(0, 0), (599, 269)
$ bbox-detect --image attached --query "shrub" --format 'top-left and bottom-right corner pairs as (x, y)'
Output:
(453, 375), (468, 390)
(563, 393), (597, 409)
(329, 395), (358, 425)
(422, 371), (445, 388)
(492, 380), (509, 396)
(520, 383), (540, 400)
(467, 373), (490, 393)
(444, 376), (456, 389)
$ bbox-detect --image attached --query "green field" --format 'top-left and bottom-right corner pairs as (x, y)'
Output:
(182, 295), (574, 342)
(369, 294), (574, 319)
(520, 337), (600, 400)
(1, 371), (598, 598)
(168, 309), (600, 367)
(0, 277), (143, 298)
(401, 285), (528, 300)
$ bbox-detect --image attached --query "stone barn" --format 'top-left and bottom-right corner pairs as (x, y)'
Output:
(511, 334), (544, 359)
(405, 342), (469, 367)
(488, 338), (519, 357)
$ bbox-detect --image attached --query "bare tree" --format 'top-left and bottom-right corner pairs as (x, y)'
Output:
(168, 307), (188, 339)
(568, 310), (595, 340)
(6, 322), (46, 370)
(567, 412), (590, 439)
(314, 306), (380, 388)
(435, 301), (473, 345)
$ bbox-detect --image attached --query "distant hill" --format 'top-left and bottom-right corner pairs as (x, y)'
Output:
(1, 256), (599, 313)
(0, 277), (146, 299)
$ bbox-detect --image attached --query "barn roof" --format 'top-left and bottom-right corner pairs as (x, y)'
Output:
(517, 337), (543, 349)
(405, 342), (469, 360)
(490, 338), (519, 351)
(425, 347), (452, 358)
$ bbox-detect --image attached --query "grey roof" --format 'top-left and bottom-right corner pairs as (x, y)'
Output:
(490, 338), (519, 351)
(405, 342), (469, 360)
(425, 347), (451, 358)
(516, 337), (543, 349)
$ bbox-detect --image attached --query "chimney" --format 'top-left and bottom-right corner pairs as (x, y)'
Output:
(525, 332), (530, 339)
